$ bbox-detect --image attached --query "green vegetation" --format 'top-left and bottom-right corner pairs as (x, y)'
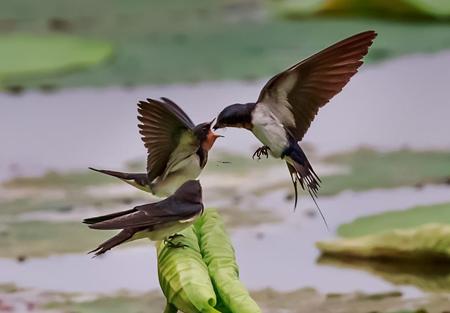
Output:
(320, 149), (450, 195)
(269, 0), (450, 19)
(1, 0), (450, 88)
(0, 220), (120, 257)
(338, 202), (450, 237)
(0, 34), (112, 88)
(157, 209), (260, 313)
(318, 224), (450, 261)
(265, 149), (450, 197)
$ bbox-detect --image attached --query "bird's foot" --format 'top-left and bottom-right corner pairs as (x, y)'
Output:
(164, 234), (188, 249)
(252, 146), (270, 160)
(165, 241), (188, 249)
(167, 233), (184, 241)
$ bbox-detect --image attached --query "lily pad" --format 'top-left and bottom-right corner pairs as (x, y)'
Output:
(0, 34), (113, 87)
(269, 0), (450, 19)
(317, 223), (450, 261)
(338, 202), (450, 238)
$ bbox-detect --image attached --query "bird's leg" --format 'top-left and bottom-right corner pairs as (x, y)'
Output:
(252, 146), (270, 160)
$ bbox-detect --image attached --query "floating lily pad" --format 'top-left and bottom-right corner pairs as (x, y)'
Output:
(338, 202), (450, 238)
(269, 0), (450, 19)
(0, 34), (113, 87)
(317, 223), (450, 261)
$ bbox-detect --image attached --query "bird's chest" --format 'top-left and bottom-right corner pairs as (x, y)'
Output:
(251, 106), (288, 158)
(152, 154), (201, 197)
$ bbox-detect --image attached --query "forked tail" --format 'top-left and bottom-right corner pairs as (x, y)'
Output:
(88, 167), (150, 192)
(283, 144), (328, 229)
(88, 229), (136, 257)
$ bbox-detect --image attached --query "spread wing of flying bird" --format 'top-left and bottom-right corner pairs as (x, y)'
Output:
(257, 30), (377, 141)
(137, 97), (198, 182)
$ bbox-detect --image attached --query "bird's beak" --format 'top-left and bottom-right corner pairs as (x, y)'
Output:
(203, 129), (223, 151)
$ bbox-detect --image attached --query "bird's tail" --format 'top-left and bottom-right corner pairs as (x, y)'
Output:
(88, 167), (150, 192)
(88, 229), (136, 257)
(83, 208), (136, 225)
(284, 144), (328, 229)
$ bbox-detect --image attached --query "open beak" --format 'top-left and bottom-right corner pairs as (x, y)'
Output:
(204, 129), (223, 151)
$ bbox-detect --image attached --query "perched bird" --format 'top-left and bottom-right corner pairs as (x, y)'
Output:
(213, 31), (377, 220)
(84, 180), (203, 256)
(90, 97), (221, 197)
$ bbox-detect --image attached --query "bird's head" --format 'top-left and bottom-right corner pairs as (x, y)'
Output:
(193, 119), (223, 151)
(213, 103), (255, 130)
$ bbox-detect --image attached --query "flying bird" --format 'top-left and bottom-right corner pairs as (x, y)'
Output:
(84, 180), (203, 256)
(213, 31), (377, 220)
(90, 97), (222, 197)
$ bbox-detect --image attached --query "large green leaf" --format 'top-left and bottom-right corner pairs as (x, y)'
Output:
(0, 34), (113, 86)
(195, 209), (262, 313)
(157, 226), (219, 313)
(156, 209), (261, 313)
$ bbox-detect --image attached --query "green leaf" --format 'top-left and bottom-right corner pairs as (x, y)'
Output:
(195, 209), (262, 313)
(156, 226), (219, 313)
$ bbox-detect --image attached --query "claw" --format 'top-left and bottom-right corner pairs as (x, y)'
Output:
(167, 233), (184, 241)
(252, 146), (270, 160)
(164, 233), (188, 249)
(165, 241), (188, 249)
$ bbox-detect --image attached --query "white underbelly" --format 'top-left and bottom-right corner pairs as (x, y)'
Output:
(252, 106), (288, 158)
(151, 154), (202, 197)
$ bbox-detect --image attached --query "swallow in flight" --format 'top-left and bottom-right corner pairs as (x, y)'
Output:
(213, 31), (377, 223)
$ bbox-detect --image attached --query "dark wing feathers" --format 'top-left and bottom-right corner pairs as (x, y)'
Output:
(137, 98), (197, 182)
(257, 30), (377, 141)
(86, 199), (202, 230)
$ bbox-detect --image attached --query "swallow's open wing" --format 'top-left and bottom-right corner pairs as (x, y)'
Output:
(256, 31), (376, 141)
(138, 98), (198, 182)
(87, 198), (202, 230)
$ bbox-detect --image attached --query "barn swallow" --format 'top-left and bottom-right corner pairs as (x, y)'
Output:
(90, 97), (222, 197)
(213, 31), (377, 221)
(84, 180), (203, 256)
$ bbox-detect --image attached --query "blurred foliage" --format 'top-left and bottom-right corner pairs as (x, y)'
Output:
(317, 223), (450, 261)
(0, 34), (112, 88)
(269, 0), (450, 20)
(320, 148), (450, 195)
(338, 202), (450, 237)
(0, 0), (450, 88)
